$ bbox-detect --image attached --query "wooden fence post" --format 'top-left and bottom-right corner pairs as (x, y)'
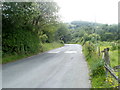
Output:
(98, 47), (100, 56)
(102, 48), (110, 76)
(104, 48), (110, 66)
(102, 48), (120, 84)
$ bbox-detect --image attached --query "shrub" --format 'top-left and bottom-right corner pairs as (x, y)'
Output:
(91, 59), (106, 77)
(84, 41), (95, 58)
(2, 30), (40, 55)
(111, 43), (117, 51)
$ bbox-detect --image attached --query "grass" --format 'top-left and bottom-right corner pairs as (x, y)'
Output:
(2, 42), (64, 64)
(41, 42), (63, 51)
(110, 50), (118, 67)
(2, 53), (34, 64)
(99, 42), (118, 77)
(82, 41), (119, 88)
(91, 75), (108, 88)
(100, 42), (119, 88)
(82, 42), (106, 88)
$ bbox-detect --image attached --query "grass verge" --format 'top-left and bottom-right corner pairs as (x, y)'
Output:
(82, 41), (118, 88)
(2, 42), (63, 64)
(41, 42), (63, 51)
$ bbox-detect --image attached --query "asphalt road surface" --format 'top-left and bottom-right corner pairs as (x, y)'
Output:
(2, 44), (91, 88)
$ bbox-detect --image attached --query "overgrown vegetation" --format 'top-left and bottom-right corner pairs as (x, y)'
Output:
(2, 2), (66, 63)
(2, 42), (63, 64)
(2, 1), (119, 88)
(41, 42), (63, 52)
(67, 21), (119, 88)
(82, 41), (118, 88)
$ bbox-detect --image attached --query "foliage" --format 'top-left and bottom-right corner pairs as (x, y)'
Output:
(83, 42), (105, 76)
(91, 60), (105, 77)
(68, 21), (118, 44)
(55, 23), (72, 43)
(41, 42), (63, 52)
(83, 41), (119, 88)
(111, 42), (118, 51)
(69, 20), (119, 88)
(2, 2), (65, 63)
(2, 30), (40, 55)
(2, 2), (119, 88)
(2, 42), (63, 64)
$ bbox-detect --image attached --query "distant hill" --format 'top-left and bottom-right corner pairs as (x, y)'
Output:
(71, 21), (101, 27)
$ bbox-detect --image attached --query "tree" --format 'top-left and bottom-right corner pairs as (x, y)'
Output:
(2, 2), (61, 55)
(55, 23), (71, 43)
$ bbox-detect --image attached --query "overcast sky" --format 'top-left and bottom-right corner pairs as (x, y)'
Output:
(54, 0), (119, 24)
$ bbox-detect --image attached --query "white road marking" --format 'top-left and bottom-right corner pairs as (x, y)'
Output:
(47, 51), (60, 53)
(64, 51), (77, 53)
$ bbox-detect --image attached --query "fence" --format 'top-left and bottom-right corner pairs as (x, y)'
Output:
(101, 48), (120, 84)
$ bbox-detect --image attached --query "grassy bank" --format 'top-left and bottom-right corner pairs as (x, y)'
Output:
(41, 42), (64, 51)
(2, 42), (63, 64)
(82, 41), (118, 88)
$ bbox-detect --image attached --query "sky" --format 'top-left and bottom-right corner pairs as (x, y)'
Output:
(54, 0), (119, 24)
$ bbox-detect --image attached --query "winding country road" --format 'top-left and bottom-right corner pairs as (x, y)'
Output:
(2, 44), (91, 88)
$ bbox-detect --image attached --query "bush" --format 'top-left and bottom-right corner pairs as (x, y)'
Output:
(82, 42), (106, 88)
(111, 43), (117, 51)
(91, 59), (105, 77)
(84, 41), (95, 58)
(2, 30), (40, 55)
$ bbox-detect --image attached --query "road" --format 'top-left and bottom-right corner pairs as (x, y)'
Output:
(2, 44), (91, 88)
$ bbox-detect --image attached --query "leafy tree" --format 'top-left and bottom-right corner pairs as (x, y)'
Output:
(2, 2), (61, 55)
(68, 21), (118, 43)
(55, 23), (71, 43)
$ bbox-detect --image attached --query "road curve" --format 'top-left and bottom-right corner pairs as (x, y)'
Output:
(2, 44), (91, 88)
